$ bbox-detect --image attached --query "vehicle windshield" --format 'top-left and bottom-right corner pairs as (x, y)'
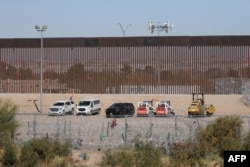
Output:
(53, 102), (65, 106)
(158, 104), (165, 107)
(111, 103), (123, 108)
(140, 103), (146, 107)
(78, 101), (90, 106)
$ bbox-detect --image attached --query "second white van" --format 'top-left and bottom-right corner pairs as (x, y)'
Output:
(76, 99), (101, 115)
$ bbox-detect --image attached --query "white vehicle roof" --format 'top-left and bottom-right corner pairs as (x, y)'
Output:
(78, 99), (100, 102)
(54, 100), (71, 103)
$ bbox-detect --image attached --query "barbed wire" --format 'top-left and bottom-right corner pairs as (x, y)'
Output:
(13, 113), (250, 150)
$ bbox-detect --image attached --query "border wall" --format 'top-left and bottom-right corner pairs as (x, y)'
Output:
(0, 36), (250, 94)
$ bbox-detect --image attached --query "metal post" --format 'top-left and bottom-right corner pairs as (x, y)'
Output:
(175, 115), (177, 137)
(35, 25), (47, 113)
(124, 115), (128, 145)
(64, 121), (66, 137)
(40, 31), (43, 113)
(69, 121), (71, 138)
(33, 113), (36, 138)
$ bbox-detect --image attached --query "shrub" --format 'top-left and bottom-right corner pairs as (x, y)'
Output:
(169, 139), (204, 167)
(0, 99), (19, 167)
(134, 140), (165, 167)
(19, 138), (70, 167)
(50, 156), (71, 167)
(169, 116), (244, 166)
(242, 133), (250, 150)
(100, 139), (165, 167)
(0, 99), (19, 147)
(100, 148), (134, 167)
(2, 141), (18, 167)
(196, 116), (243, 156)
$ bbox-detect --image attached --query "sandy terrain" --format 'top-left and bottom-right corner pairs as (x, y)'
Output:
(1, 93), (250, 166)
(1, 93), (249, 115)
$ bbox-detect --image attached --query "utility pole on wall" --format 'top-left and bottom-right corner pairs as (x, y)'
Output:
(117, 23), (132, 36)
(147, 21), (173, 91)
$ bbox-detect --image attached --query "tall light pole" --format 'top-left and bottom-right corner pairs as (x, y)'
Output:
(35, 25), (47, 113)
(148, 21), (173, 90)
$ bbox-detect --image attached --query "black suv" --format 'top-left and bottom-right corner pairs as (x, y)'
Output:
(105, 103), (135, 118)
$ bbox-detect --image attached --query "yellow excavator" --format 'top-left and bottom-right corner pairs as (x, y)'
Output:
(188, 93), (215, 117)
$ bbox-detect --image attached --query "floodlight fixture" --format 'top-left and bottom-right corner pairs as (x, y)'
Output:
(148, 21), (173, 35)
(35, 25), (47, 31)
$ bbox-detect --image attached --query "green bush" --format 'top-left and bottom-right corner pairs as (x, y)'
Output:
(169, 116), (244, 166)
(169, 139), (204, 167)
(242, 133), (250, 150)
(0, 99), (19, 167)
(49, 156), (71, 167)
(196, 116), (243, 156)
(0, 99), (19, 147)
(19, 138), (70, 167)
(134, 140), (165, 167)
(100, 139), (165, 167)
(100, 148), (134, 167)
(2, 141), (18, 167)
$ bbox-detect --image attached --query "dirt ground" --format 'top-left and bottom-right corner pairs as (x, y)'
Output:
(1, 93), (250, 166)
(1, 93), (250, 115)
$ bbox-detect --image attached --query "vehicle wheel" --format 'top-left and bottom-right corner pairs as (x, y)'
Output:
(97, 108), (101, 114)
(130, 110), (134, 116)
(206, 112), (212, 117)
(200, 106), (205, 117)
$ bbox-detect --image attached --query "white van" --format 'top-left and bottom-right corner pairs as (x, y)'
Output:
(76, 99), (101, 115)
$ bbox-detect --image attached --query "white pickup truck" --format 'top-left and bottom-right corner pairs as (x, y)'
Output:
(48, 100), (75, 116)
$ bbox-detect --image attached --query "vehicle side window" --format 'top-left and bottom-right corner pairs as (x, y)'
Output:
(66, 102), (70, 106)
(94, 100), (100, 105)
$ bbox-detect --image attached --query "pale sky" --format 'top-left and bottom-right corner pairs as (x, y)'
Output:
(1, 0), (250, 38)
